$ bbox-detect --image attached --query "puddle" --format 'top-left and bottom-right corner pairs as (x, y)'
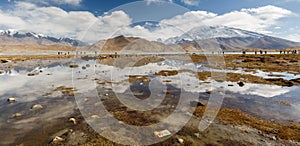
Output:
(206, 68), (300, 80)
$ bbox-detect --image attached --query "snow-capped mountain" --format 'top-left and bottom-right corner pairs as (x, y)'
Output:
(164, 26), (265, 44)
(165, 26), (300, 50)
(0, 30), (86, 46)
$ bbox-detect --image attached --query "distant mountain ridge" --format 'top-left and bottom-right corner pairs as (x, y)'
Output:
(0, 30), (87, 46)
(165, 26), (300, 50)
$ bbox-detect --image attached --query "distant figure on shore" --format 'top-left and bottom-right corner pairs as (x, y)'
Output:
(293, 50), (297, 54)
(280, 50), (282, 54)
(255, 51), (257, 54)
(265, 51), (267, 54)
(260, 50), (263, 54)
(242, 51), (246, 54)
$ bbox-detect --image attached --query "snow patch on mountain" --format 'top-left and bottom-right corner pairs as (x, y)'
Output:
(164, 26), (266, 44)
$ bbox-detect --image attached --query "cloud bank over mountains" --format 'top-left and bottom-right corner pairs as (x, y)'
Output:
(0, 1), (296, 43)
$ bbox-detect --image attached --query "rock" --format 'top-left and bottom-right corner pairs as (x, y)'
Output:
(272, 136), (277, 141)
(86, 64), (90, 68)
(7, 97), (16, 103)
(27, 73), (39, 76)
(278, 101), (291, 106)
(69, 118), (77, 124)
(91, 115), (100, 119)
(31, 104), (43, 110)
(1, 59), (10, 63)
(52, 136), (64, 144)
(82, 66), (86, 70)
(237, 81), (245, 87)
(190, 101), (205, 107)
(228, 84), (234, 87)
(154, 130), (171, 138)
(194, 133), (200, 138)
(12, 113), (22, 118)
(177, 138), (184, 144)
(69, 63), (79, 68)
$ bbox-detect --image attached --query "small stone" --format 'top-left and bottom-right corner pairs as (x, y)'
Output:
(27, 73), (39, 76)
(7, 97), (16, 103)
(69, 118), (77, 124)
(12, 113), (22, 118)
(194, 133), (200, 138)
(69, 63), (79, 68)
(177, 138), (184, 144)
(91, 115), (100, 119)
(190, 101), (205, 107)
(272, 136), (277, 141)
(237, 81), (245, 87)
(1, 59), (10, 63)
(31, 104), (43, 110)
(154, 130), (171, 138)
(52, 136), (64, 144)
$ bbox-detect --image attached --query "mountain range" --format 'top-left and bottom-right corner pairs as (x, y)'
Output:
(1, 26), (300, 52)
(0, 30), (86, 47)
(165, 26), (300, 51)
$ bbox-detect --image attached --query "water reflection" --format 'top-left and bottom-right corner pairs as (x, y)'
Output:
(0, 56), (300, 144)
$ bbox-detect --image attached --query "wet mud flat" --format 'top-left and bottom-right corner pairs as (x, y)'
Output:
(0, 54), (300, 145)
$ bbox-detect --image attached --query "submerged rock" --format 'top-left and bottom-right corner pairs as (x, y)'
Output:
(31, 104), (43, 110)
(90, 115), (100, 119)
(12, 113), (22, 118)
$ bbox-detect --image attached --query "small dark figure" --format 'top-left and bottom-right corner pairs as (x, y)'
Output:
(260, 50), (263, 54)
(265, 51), (267, 54)
(280, 50), (282, 54)
(242, 51), (246, 54)
(255, 51), (257, 55)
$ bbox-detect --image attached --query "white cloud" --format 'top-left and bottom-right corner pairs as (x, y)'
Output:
(0, 2), (296, 43)
(159, 5), (293, 35)
(286, 34), (300, 42)
(0, 1), (131, 43)
(17, 0), (83, 6)
(50, 0), (82, 6)
(181, 0), (200, 6)
(145, 0), (173, 5)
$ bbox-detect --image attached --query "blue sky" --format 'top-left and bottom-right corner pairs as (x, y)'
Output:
(0, 0), (300, 42)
